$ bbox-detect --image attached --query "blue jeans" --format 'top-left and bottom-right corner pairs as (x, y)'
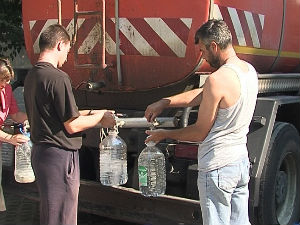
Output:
(197, 158), (251, 225)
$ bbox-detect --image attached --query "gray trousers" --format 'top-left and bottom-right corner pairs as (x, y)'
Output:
(32, 144), (80, 225)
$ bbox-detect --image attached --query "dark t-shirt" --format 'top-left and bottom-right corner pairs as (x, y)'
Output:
(24, 62), (82, 150)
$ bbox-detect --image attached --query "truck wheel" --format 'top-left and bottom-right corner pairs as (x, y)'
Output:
(258, 122), (300, 225)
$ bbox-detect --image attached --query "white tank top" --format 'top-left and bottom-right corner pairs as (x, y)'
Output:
(198, 63), (258, 172)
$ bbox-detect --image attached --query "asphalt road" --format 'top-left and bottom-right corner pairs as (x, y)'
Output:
(0, 189), (139, 225)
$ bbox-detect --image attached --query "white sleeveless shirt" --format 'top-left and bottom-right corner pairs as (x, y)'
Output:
(198, 63), (258, 172)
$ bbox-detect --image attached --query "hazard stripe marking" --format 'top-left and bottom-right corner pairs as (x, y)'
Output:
(30, 17), (192, 57)
(253, 14), (263, 41)
(78, 22), (101, 54)
(128, 18), (177, 57)
(66, 19), (85, 40)
(237, 10), (253, 46)
(29, 21), (36, 30)
(106, 18), (141, 56)
(112, 18), (159, 57)
(144, 18), (187, 57)
(213, 4), (265, 49)
(181, 18), (192, 29)
(163, 18), (190, 45)
(70, 18), (95, 54)
(105, 32), (124, 55)
(218, 6), (239, 45)
(33, 19), (58, 53)
(30, 19), (85, 54)
(213, 5), (223, 20)
(244, 11), (260, 48)
(30, 20), (46, 51)
(259, 14), (265, 29)
(228, 7), (247, 46)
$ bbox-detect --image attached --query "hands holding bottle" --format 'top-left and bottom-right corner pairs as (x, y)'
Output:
(7, 133), (29, 146)
(144, 99), (170, 144)
(144, 99), (169, 123)
(88, 109), (116, 128)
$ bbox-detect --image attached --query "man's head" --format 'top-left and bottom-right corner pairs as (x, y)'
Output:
(39, 24), (71, 67)
(195, 19), (232, 68)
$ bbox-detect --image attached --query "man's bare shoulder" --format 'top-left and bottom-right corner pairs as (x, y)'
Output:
(208, 67), (233, 88)
(203, 74), (223, 99)
(213, 66), (236, 78)
(207, 66), (240, 95)
(212, 66), (240, 87)
(209, 65), (241, 108)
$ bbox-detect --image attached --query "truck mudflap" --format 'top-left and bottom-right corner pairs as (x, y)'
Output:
(4, 178), (202, 225)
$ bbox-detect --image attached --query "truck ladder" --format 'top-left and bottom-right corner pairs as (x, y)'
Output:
(73, 0), (106, 69)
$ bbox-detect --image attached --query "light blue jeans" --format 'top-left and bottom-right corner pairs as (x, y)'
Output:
(197, 158), (251, 225)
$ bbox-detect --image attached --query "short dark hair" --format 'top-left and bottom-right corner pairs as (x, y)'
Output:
(195, 19), (232, 50)
(39, 24), (70, 52)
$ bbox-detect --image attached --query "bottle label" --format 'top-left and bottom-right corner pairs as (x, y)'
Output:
(138, 166), (147, 186)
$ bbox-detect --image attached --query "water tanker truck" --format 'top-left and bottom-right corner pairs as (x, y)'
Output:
(9, 0), (300, 224)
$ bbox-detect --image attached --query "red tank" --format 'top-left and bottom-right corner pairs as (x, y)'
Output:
(22, 0), (300, 108)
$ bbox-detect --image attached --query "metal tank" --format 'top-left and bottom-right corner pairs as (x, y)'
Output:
(22, 0), (300, 109)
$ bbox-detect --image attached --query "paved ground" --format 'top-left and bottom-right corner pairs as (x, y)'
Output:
(0, 191), (39, 225)
(0, 190), (136, 225)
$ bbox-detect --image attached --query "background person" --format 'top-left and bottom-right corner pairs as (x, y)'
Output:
(24, 24), (115, 225)
(144, 19), (258, 225)
(0, 58), (28, 211)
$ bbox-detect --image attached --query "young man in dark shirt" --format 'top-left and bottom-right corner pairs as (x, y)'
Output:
(24, 24), (116, 225)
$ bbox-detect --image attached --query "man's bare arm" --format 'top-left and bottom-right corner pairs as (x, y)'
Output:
(64, 110), (115, 134)
(145, 76), (222, 142)
(145, 88), (203, 122)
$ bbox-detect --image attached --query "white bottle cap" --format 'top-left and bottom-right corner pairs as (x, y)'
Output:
(146, 141), (156, 147)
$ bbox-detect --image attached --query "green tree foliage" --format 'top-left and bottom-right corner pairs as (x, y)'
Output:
(0, 0), (24, 59)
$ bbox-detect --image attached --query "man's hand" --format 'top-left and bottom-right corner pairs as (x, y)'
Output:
(145, 99), (169, 122)
(145, 129), (167, 144)
(100, 110), (116, 128)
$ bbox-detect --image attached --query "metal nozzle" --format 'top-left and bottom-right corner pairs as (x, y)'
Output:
(86, 81), (105, 91)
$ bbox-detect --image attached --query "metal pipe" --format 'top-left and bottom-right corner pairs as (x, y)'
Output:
(258, 73), (300, 93)
(258, 73), (300, 79)
(101, 0), (106, 69)
(96, 117), (178, 128)
(180, 107), (192, 128)
(115, 0), (122, 85)
(57, 0), (62, 25)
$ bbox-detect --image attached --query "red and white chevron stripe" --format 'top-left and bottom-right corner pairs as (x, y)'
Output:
(29, 18), (85, 54)
(213, 4), (265, 48)
(29, 17), (192, 58)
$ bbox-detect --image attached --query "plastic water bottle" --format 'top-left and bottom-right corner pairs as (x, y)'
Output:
(138, 141), (166, 197)
(99, 128), (128, 186)
(14, 131), (35, 183)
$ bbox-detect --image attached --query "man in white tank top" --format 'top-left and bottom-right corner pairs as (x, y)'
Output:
(144, 19), (258, 225)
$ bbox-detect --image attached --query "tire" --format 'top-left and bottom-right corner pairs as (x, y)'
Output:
(258, 122), (300, 225)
